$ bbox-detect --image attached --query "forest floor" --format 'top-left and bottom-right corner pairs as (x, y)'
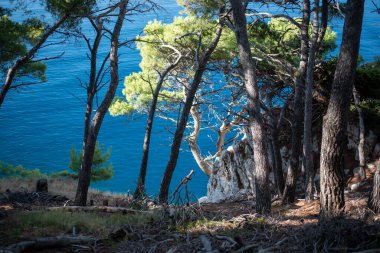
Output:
(1, 171), (380, 252)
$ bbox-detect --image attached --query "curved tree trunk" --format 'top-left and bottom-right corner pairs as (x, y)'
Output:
(282, 0), (310, 204)
(319, 0), (364, 218)
(353, 85), (366, 180)
(188, 102), (213, 176)
(158, 19), (224, 203)
(368, 159), (380, 212)
(134, 55), (182, 199)
(230, 0), (271, 213)
(74, 0), (128, 206)
(304, 0), (320, 202)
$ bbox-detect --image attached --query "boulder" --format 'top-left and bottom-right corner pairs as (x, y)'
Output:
(207, 139), (255, 203)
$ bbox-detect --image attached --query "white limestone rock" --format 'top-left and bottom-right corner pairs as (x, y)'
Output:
(207, 139), (255, 203)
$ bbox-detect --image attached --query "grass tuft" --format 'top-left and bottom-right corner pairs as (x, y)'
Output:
(5, 210), (158, 241)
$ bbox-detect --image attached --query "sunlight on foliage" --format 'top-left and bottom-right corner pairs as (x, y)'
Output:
(109, 97), (134, 116)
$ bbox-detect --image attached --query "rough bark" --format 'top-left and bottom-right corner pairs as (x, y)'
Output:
(304, 0), (320, 202)
(158, 19), (224, 203)
(353, 85), (366, 180)
(0, 9), (73, 107)
(74, 0), (128, 206)
(230, 0), (271, 213)
(134, 55), (182, 198)
(319, 0), (364, 218)
(282, 0), (310, 204)
(368, 159), (380, 212)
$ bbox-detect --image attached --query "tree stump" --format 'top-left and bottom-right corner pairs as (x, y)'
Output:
(36, 179), (48, 192)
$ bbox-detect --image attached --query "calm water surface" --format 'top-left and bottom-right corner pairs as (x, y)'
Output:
(0, 1), (379, 197)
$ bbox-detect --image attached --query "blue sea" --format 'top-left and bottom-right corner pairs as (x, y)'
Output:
(0, 0), (379, 198)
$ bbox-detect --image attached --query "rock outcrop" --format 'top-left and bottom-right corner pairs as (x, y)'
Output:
(206, 123), (380, 203)
(207, 139), (255, 203)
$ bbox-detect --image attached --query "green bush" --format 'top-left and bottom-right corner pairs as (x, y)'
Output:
(0, 161), (47, 179)
(52, 142), (114, 182)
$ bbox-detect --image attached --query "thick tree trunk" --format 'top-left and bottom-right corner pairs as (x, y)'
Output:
(353, 85), (366, 180)
(368, 159), (380, 212)
(0, 10), (73, 107)
(230, 0), (271, 213)
(134, 57), (181, 198)
(304, 0), (320, 202)
(158, 20), (224, 203)
(74, 0), (128, 206)
(282, 0), (310, 204)
(319, 0), (364, 218)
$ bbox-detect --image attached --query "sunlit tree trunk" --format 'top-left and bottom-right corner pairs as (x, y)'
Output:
(188, 101), (212, 176)
(230, 0), (271, 213)
(319, 0), (364, 218)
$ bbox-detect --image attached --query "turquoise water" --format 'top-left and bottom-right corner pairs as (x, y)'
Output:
(0, 1), (379, 198)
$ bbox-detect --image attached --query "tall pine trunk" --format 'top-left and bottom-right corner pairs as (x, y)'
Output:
(230, 0), (271, 213)
(282, 0), (310, 204)
(74, 0), (128, 206)
(158, 19), (224, 203)
(134, 56), (181, 199)
(319, 0), (364, 218)
(304, 0), (320, 202)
